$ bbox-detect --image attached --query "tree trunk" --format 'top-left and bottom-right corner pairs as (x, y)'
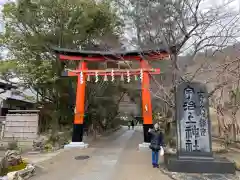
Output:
(231, 107), (238, 141)
(92, 123), (97, 140)
(232, 123), (237, 141)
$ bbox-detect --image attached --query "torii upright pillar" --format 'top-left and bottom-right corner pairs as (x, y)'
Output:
(72, 61), (87, 142)
(65, 61), (89, 148)
(138, 60), (154, 149)
(141, 60), (153, 143)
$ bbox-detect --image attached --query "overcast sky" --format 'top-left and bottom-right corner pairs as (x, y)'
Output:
(0, 0), (12, 6)
(123, 0), (240, 50)
(0, 0), (239, 29)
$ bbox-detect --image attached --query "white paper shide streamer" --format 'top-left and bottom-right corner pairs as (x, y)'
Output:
(111, 69), (115, 82)
(134, 74), (138, 81)
(120, 73), (124, 81)
(140, 69), (143, 82)
(95, 71), (99, 83)
(104, 74), (108, 81)
(80, 71), (84, 84)
(127, 70), (130, 83)
(87, 75), (90, 81)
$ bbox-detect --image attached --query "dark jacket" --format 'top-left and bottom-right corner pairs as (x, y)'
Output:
(149, 130), (164, 151)
(131, 120), (134, 126)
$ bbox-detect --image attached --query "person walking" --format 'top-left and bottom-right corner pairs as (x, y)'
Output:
(131, 119), (134, 130)
(148, 123), (164, 168)
(128, 120), (131, 130)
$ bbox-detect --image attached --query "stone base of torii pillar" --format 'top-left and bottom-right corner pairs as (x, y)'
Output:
(64, 142), (89, 149)
(138, 124), (153, 151)
(64, 124), (89, 149)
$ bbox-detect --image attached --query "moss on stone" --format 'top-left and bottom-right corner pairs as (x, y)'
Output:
(0, 160), (27, 176)
(234, 161), (240, 171)
(7, 160), (27, 172)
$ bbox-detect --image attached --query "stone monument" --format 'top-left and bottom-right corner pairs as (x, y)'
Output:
(165, 82), (235, 174)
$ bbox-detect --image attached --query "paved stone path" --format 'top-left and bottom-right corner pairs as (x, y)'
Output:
(160, 168), (240, 180)
(29, 126), (239, 180)
(31, 127), (171, 180)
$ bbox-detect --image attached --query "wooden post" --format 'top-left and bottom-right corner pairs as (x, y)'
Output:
(72, 61), (87, 142)
(141, 60), (153, 143)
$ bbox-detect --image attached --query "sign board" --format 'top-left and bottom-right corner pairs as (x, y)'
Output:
(176, 82), (213, 159)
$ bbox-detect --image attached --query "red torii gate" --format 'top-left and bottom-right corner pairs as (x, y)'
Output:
(53, 47), (170, 148)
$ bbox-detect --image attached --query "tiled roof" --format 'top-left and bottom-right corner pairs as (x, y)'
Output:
(0, 80), (36, 103)
(9, 88), (36, 103)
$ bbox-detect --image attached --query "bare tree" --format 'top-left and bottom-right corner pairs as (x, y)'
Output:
(114, 0), (240, 111)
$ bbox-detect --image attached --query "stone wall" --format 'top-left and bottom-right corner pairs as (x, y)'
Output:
(3, 110), (39, 142)
(0, 116), (5, 139)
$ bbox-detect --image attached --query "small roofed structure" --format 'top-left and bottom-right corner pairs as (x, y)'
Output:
(0, 79), (17, 91)
(0, 80), (36, 116)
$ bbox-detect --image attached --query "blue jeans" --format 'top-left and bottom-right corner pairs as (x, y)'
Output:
(152, 150), (159, 165)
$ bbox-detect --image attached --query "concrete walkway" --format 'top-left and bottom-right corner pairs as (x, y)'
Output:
(30, 127), (171, 180)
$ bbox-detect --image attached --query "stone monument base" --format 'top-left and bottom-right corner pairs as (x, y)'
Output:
(165, 154), (235, 174)
(64, 142), (89, 149)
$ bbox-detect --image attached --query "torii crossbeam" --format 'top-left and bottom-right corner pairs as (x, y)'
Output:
(52, 47), (170, 148)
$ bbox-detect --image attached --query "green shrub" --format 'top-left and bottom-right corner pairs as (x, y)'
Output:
(44, 143), (53, 152)
(7, 140), (18, 150)
(164, 135), (176, 148)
